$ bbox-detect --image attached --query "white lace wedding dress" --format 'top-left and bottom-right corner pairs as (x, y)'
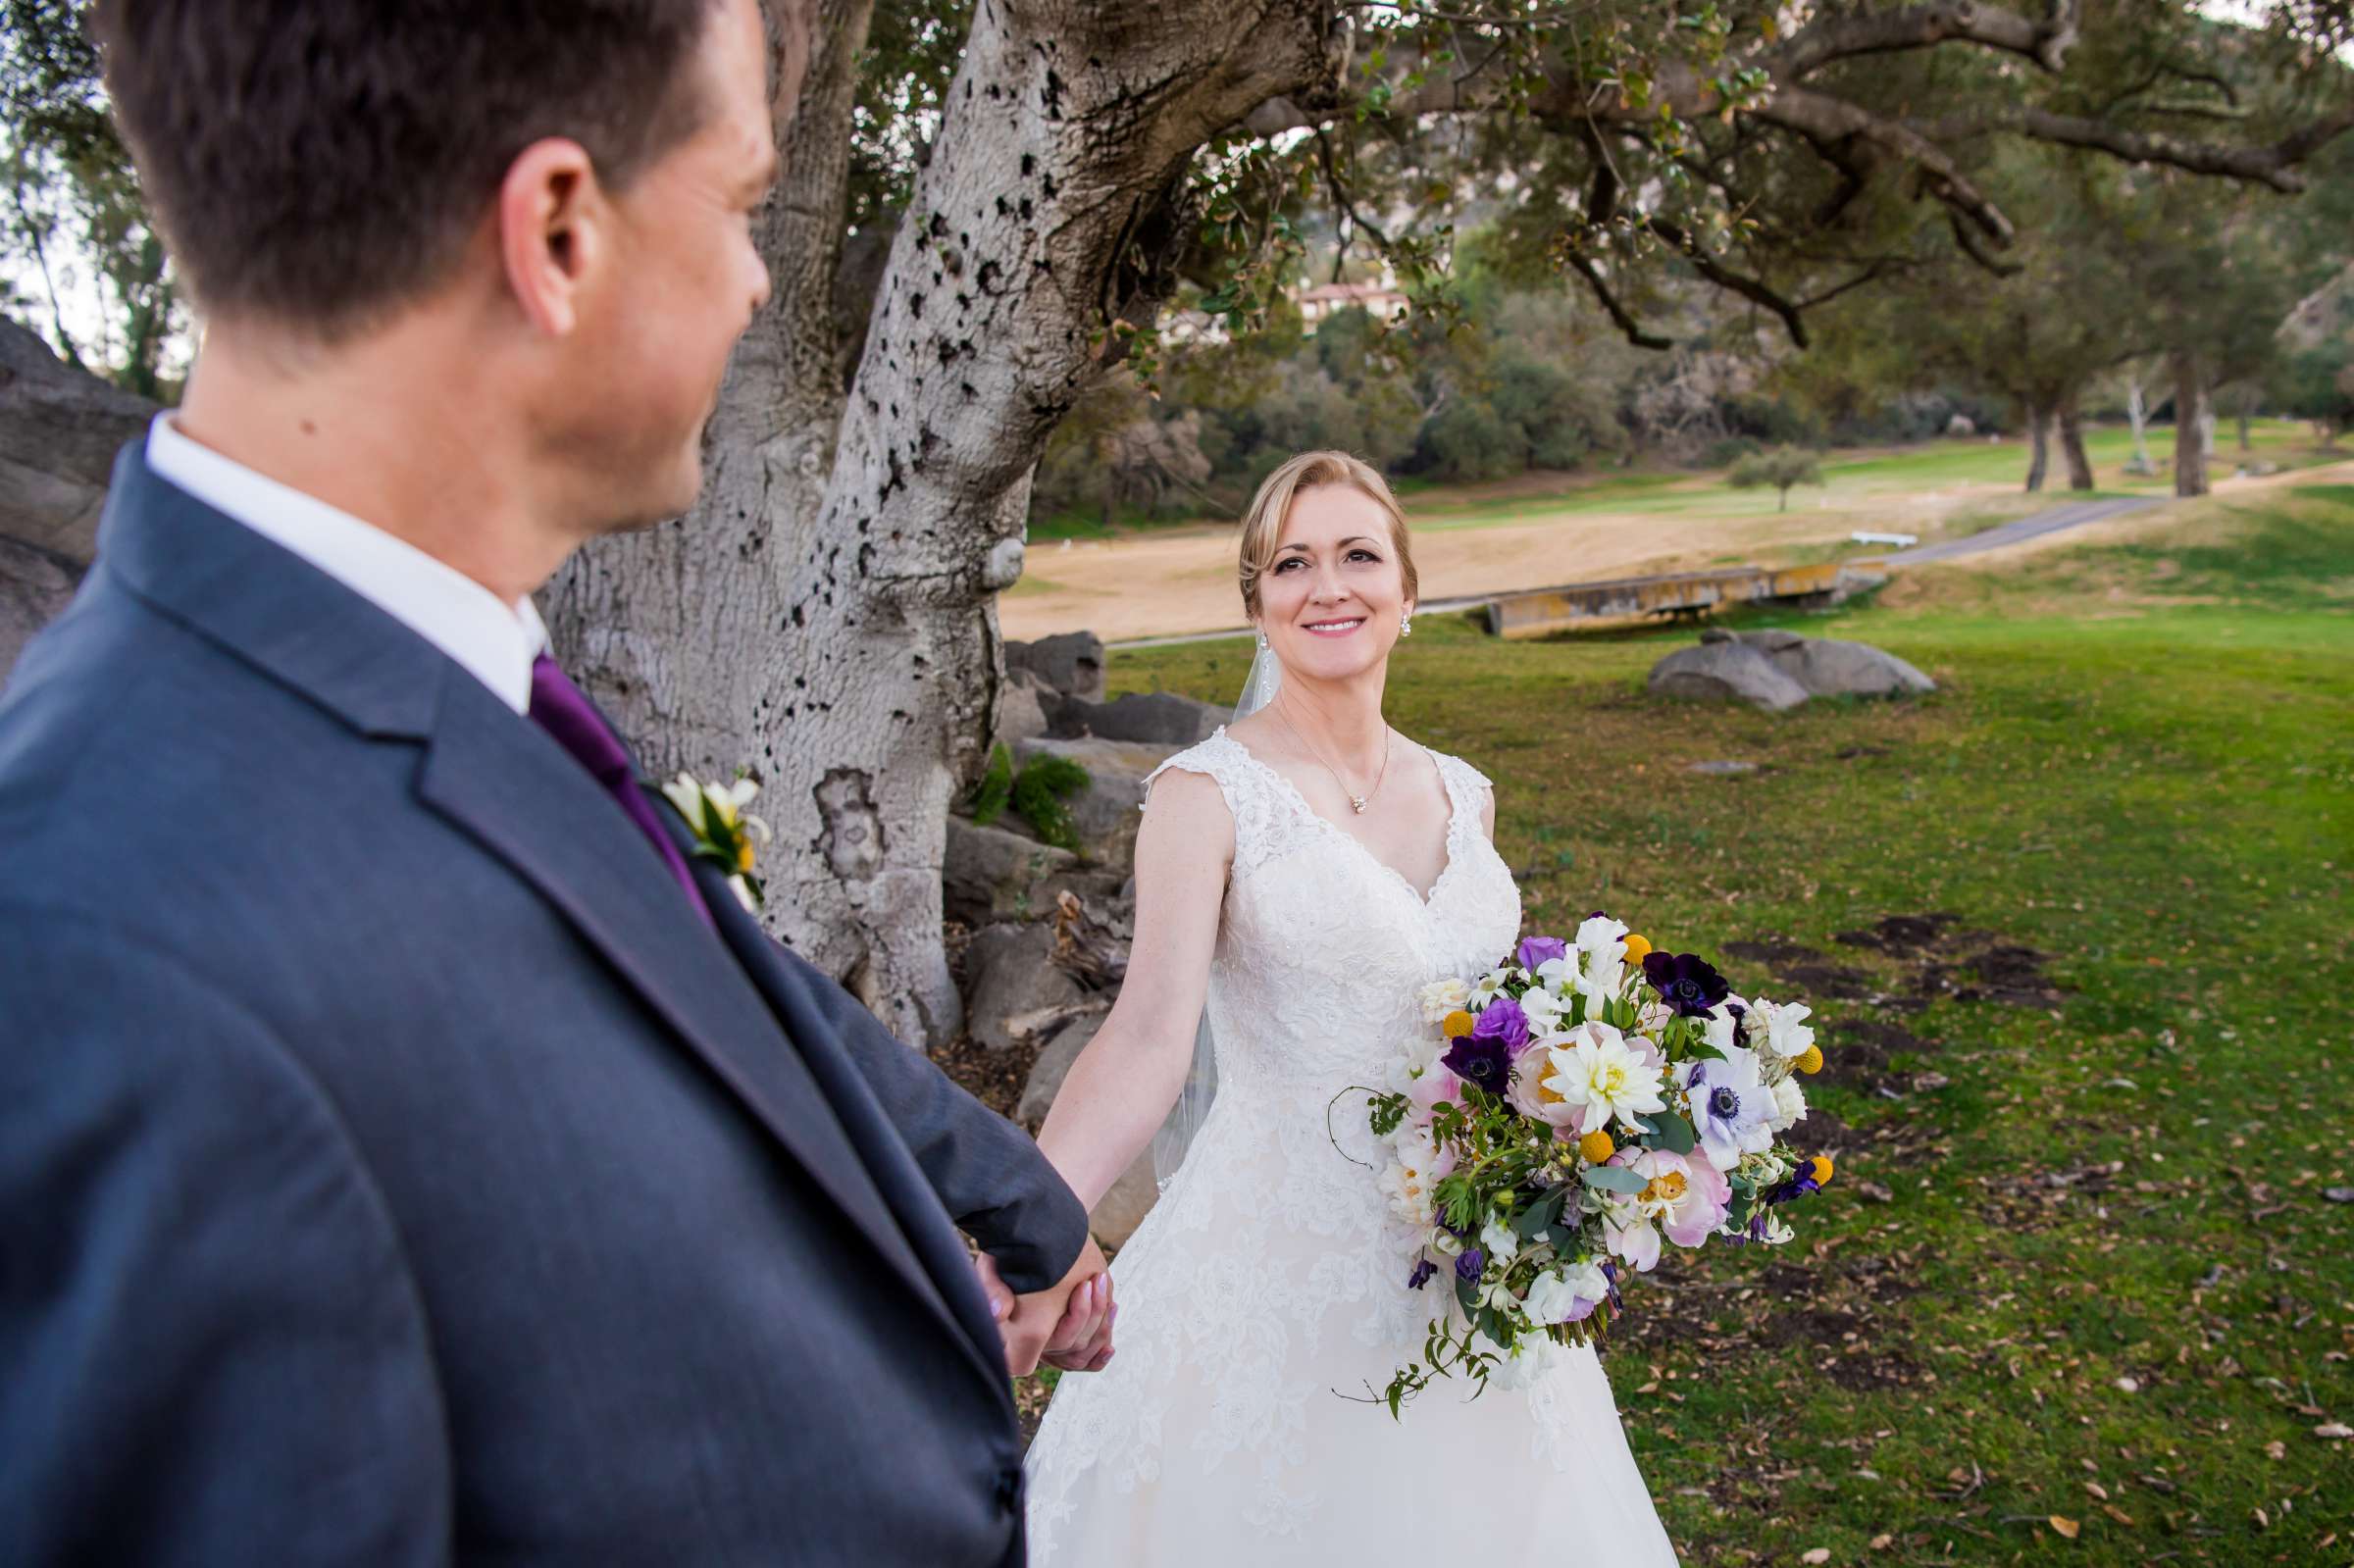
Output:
(1023, 729), (1679, 1564)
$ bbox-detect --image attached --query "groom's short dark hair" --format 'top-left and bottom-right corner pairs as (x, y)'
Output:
(92, 0), (724, 334)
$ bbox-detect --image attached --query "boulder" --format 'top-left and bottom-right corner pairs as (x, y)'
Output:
(0, 537), (79, 686)
(0, 319), (157, 567)
(944, 816), (1080, 927)
(1011, 734), (1174, 867)
(1647, 640), (1812, 712)
(1014, 1017), (1161, 1247)
(960, 921), (1090, 1053)
(1017, 1018), (1099, 1129)
(1007, 630), (1105, 704)
(1763, 636), (1934, 699)
(1050, 689), (1222, 746)
(991, 667), (1053, 753)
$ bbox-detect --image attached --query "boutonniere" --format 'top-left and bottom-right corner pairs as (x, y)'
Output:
(660, 771), (772, 913)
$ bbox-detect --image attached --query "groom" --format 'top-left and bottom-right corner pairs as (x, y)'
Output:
(0, 1), (1109, 1563)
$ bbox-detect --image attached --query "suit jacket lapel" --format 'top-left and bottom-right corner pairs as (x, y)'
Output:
(411, 678), (980, 1340)
(675, 835), (1012, 1390)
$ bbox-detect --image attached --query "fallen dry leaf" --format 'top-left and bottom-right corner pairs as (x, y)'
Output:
(2317, 1422), (2353, 1440)
(2101, 1504), (2137, 1528)
(1801, 1550), (1830, 1565)
(1869, 1534), (1894, 1549)
(2083, 1481), (2109, 1500)
(2264, 1440), (2286, 1460)
(2049, 1515), (2081, 1540)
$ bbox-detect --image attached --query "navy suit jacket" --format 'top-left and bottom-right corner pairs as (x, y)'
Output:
(0, 446), (1088, 1565)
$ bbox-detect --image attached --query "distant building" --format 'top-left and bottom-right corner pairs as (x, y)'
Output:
(1295, 278), (1409, 334)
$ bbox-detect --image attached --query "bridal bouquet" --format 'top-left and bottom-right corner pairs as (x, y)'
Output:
(1359, 914), (1834, 1413)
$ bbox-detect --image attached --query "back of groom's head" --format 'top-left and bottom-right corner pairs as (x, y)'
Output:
(92, 0), (809, 549)
(97, 1), (731, 335)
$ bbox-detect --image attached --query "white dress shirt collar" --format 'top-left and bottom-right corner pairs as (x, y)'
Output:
(144, 414), (547, 715)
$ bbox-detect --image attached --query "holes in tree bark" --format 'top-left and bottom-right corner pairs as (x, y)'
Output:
(815, 768), (886, 883)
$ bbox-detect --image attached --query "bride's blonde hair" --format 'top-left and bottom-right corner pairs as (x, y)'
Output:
(1236, 450), (1419, 620)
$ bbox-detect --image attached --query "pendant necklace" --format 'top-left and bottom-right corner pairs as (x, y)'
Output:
(1274, 701), (1390, 814)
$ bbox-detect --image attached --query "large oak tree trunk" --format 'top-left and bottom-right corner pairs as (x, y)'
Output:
(2057, 398), (2095, 490)
(2170, 350), (2209, 497)
(545, 0), (1345, 1044)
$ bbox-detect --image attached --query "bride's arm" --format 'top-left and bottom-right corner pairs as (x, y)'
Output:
(1033, 765), (1233, 1211)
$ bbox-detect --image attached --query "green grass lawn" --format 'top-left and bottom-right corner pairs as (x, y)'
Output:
(1103, 483), (2354, 1565)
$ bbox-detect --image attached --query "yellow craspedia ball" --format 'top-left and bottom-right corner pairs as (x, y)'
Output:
(1810, 1155), (1835, 1186)
(1578, 1130), (1615, 1164)
(1621, 934), (1653, 965)
(1796, 1044), (1824, 1075)
(1442, 1010), (1477, 1039)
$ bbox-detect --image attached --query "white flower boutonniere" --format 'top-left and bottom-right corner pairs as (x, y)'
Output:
(660, 771), (772, 913)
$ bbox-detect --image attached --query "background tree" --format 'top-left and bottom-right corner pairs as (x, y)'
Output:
(0, 0), (176, 395)
(1727, 444), (1824, 511)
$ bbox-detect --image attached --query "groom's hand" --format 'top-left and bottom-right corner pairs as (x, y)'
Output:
(998, 1236), (1114, 1376)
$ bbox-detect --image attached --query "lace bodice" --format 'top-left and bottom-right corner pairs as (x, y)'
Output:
(1148, 728), (1518, 1113)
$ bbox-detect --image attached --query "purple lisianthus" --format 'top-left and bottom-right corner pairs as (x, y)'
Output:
(1764, 1157), (1828, 1207)
(1515, 934), (1569, 972)
(1455, 1247), (1485, 1285)
(1407, 1257), (1437, 1290)
(1642, 950), (1732, 1018)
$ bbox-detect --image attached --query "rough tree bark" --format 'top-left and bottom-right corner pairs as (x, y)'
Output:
(545, 0), (1347, 1044)
(2170, 350), (2210, 497)
(2057, 398), (2095, 490)
(2022, 401), (2052, 491)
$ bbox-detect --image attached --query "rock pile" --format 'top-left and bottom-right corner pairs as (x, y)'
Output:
(958, 630), (1205, 1244)
(1648, 628), (1933, 712)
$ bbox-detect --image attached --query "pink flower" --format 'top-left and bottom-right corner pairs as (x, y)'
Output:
(1608, 1145), (1731, 1251)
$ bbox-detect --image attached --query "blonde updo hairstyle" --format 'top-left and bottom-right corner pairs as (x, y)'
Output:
(1236, 450), (1420, 622)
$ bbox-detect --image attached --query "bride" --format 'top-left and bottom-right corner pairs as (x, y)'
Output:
(1019, 451), (1680, 1562)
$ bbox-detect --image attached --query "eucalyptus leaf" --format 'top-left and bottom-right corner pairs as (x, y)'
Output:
(1647, 1110), (1697, 1156)
(1581, 1165), (1649, 1194)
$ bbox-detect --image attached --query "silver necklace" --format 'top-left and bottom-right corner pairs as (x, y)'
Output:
(1274, 701), (1391, 814)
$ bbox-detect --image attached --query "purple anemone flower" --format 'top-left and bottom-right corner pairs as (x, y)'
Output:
(1515, 934), (1569, 971)
(1407, 1258), (1437, 1290)
(1455, 1247), (1485, 1285)
(1444, 998), (1524, 1094)
(1642, 950), (1731, 1018)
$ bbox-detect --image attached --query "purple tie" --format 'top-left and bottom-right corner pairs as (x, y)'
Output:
(528, 653), (714, 927)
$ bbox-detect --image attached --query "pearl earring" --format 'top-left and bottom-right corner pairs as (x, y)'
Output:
(1256, 631), (1270, 650)
(1400, 613), (1412, 638)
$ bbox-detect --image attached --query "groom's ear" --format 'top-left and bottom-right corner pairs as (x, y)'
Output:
(496, 138), (604, 338)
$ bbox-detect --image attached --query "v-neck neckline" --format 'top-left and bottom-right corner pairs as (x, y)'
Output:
(1217, 728), (1462, 908)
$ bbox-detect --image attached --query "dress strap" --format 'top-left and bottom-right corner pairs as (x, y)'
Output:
(1425, 748), (1494, 848)
(1142, 729), (1295, 879)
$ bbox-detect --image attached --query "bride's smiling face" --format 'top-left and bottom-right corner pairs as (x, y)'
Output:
(1257, 483), (1413, 683)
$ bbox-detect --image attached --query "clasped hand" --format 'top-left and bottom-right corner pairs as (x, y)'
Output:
(973, 1238), (1115, 1376)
